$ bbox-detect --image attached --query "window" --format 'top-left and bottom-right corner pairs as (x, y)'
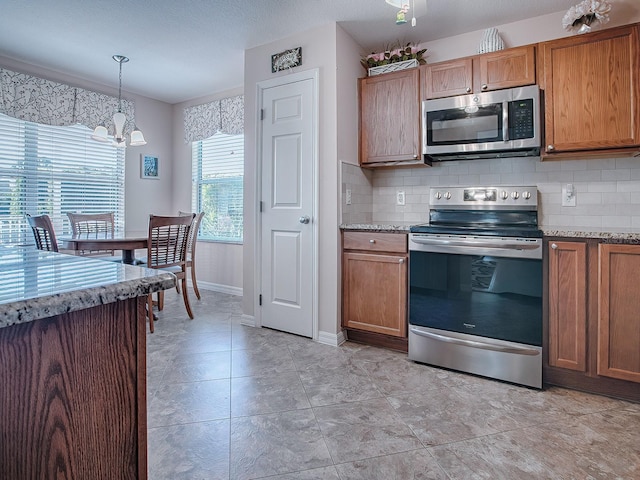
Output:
(192, 132), (244, 243)
(0, 113), (125, 245)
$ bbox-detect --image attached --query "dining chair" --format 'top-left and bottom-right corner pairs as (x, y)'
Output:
(26, 214), (59, 252)
(178, 210), (205, 300)
(66, 212), (117, 257)
(146, 214), (195, 333)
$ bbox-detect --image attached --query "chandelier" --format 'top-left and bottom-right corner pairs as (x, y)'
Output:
(92, 55), (146, 147)
(386, 0), (418, 26)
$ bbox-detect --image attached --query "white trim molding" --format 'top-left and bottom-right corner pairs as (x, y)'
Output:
(193, 280), (242, 297)
(317, 330), (347, 347)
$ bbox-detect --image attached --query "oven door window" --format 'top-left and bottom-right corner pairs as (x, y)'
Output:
(409, 251), (542, 346)
(427, 104), (502, 145)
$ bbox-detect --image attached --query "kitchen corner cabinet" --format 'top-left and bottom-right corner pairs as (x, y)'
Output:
(540, 24), (640, 157)
(358, 69), (421, 167)
(547, 240), (587, 372)
(545, 239), (640, 402)
(422, 45), (536, 99)
(342, 231), (408, 351)
(598, 244), (640, 383)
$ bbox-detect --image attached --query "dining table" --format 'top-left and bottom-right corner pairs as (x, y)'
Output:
(60, 231), (148, 264)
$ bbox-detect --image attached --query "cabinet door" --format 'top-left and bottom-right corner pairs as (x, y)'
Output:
(478, 45), (536, 92)
(343, 252), (407, 337)
(547, 241), (587, 372)
(598, 244), (640, 383)
(359, 69), (420, 165)
(542, 25), (640, 154)
(423, 58), (473, 99)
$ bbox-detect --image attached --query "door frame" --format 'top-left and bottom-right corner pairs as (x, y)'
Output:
(254, 68), (320, 340)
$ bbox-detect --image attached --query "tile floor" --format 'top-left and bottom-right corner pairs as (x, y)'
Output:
(147, 290), (640, 480)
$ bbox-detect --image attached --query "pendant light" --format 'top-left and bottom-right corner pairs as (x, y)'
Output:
(385, 0), (418, 26)
(92, 55), (146, 147)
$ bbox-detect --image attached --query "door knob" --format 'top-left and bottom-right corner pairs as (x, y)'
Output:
(299, 216), (310, 224)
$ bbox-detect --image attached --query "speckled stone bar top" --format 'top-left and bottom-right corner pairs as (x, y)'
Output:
(339, 223), (411, 233)
(341, 223), (640, 242)
(542, 228), (640, 243)
(0, 247), (176, 328)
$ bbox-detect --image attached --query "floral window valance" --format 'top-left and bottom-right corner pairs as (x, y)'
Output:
(183, 94), (244, 143)
(0, 67), (135, 135)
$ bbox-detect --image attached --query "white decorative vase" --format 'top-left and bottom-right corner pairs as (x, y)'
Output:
(477, 27), (506, 54)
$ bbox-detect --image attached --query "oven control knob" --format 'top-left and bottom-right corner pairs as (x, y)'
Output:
(434, 192), (442, 200)
(522, 191), (531, 200)
(511, 191), (520, 200)
(444, 191), (452, 200)
(500, 191), (508, 200)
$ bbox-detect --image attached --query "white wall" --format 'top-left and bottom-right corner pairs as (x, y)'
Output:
(0, 55), (173, 232)
(421, 8), (640, 63)
(171, 90), (244, 294)
(243, 22), (361, 336)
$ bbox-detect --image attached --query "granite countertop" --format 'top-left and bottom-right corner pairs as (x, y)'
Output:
(541, 227), (640, 242)
(0, 247), (176, 328)
(339, 223), (412, 233)
(340, 224), (640, 241)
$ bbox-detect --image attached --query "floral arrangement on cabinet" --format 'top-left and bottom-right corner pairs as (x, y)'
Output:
(360, 43), (427, 70)
(562, 0), (612, 34)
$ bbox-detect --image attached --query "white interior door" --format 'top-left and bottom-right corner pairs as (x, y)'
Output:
(259, 71), (317, 338)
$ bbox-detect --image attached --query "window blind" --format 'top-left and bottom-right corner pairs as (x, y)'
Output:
(192, 132), (244, 242)
(0, 113), (125, 246)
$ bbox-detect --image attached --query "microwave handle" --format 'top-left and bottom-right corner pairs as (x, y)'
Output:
(502, 101), (509, 142)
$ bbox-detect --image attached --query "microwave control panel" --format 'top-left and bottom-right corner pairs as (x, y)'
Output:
(508, 99), (535, 140)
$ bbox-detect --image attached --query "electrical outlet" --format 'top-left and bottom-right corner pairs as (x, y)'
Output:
(562, 184), (576, 207)
(345, 189), (352, 205)
(396, 190), (406, 206)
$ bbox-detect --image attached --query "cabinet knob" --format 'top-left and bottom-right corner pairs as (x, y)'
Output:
(551, 243), (558, 249)
(413, 154), (418, 159)
(547, 144), (555, 151)
(465, 87), (471, 93)
(399, 258), (404, 264)
(369, 239), (375, 244)
(481, 84), (488, 90)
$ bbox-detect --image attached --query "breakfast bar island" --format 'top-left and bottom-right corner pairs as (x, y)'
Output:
(0, 247), (175, 480)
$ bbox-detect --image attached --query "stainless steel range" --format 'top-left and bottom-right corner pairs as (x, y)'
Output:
(408, 186), (543, 388)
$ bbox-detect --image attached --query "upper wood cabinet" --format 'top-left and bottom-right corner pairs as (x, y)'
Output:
(598, 244), (640, 383)
(421, 58), (473, 99)
(540, 24), (640, 157)
(422, 45), (536, 99)
(358, 69), (421, 166)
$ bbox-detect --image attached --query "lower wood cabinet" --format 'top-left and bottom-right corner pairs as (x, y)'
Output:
(342, 231), (408, 350)
(546, 239), (640, 401)
(598, 244), (640, 383)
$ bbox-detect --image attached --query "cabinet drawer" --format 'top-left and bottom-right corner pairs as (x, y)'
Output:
(343, 231), (407, 253)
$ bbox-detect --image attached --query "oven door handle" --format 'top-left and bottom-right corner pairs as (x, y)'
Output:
(410, 237), (539, 250)
(409, 327), (541, 356)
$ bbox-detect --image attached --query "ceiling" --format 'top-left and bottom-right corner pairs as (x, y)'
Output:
(0, 0), (584, 104)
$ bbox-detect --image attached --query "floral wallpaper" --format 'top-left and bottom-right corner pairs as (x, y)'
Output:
(183, 94), (244, 143)
(0, 67), (135, 134)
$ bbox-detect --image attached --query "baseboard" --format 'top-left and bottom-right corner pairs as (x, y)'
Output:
(240, 314), (256, 327)
(317, 329), (347, 347)
(193, 280), (242, 296)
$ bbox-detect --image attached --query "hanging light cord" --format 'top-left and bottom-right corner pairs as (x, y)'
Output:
(117, 60), (123, 113)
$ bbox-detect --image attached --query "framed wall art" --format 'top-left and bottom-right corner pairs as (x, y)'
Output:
(271, 47), (302, 73)
(141, 154), (159, 179)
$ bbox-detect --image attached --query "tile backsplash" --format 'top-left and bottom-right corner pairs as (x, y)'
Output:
(341, 156), (640, 230)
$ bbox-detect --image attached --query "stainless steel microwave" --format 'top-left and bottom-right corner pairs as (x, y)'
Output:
(422, 85), (541, 161)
